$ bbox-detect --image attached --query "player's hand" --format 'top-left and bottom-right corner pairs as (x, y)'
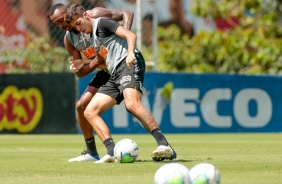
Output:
(69, 63), (80, 72)
(69, 59), (84, 72)
(126, 51), (136, 68)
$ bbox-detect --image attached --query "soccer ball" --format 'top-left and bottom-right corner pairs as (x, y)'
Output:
(154, 163), (191, 184)
(114, 138), (139, 163)
(189, 163), (221, 184)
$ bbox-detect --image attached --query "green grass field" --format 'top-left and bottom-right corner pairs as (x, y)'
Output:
(0, 133), (282, 184)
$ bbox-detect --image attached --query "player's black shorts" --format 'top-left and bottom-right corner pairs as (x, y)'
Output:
(88, 70), (111, 88)
(98, 49), (146, 104)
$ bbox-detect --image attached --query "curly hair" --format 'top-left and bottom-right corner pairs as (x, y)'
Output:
(66, 4), (86, 23)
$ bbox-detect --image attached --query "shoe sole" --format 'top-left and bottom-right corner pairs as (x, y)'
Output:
(68, 158), (98, 162)
(152, 149), (176, 162)
(95, 161), (115, 163)
(95, 158), (115, 163)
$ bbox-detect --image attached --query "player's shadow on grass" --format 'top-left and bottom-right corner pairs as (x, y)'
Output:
(136, 159), (192, 163)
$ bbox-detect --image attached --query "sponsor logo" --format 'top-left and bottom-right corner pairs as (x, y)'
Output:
(83, 33), (91, 41)
(99, 45), (108, 59)
(120, 75), (132, 85)
(81, 46), (97, 58)
(86, 140), (94, 144)
(74, 34), (89, 47)
(0, 85), (43, 133)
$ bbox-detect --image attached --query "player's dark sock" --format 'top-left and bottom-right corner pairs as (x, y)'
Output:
(103, 138), (115, 156)
(151, 128), (169, 146)
(85, 136), (98, 155)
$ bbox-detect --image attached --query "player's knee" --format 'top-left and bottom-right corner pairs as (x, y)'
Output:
(125, 100), (139, 113)
(84, 109), (92, 120)
(76, 99), (88, 111)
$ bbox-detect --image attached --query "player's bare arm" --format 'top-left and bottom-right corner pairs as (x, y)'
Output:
(91, 54), (107, 70)
(115, 26), (137, 67)
(64, 35), (97, 77)
(70, 58), (91, 72)
(70, 53), (107, 72)
(88, 7), (134, 30)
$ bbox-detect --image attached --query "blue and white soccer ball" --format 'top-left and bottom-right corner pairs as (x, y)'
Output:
(114, 139), (139, 163)
(154, 163), (191, 184)
(189, 163), (221, 184)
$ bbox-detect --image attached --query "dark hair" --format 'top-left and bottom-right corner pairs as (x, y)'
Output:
(66, 4), (86, 23)
(49, 3), (67, 16)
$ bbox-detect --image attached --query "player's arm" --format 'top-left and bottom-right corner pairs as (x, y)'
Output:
(115, 26), (137, 67)
(88, 7), (134, 30)
(70, 54), (107, 72)
(64, 34), (99, 77)
(98, 18), (137, 68)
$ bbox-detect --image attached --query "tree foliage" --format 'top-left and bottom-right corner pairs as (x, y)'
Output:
(157, 0), (282, 74)
(2, 37), (69, 73)
(2, 0), (282, 74)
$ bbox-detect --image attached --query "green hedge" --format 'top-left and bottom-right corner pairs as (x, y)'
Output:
(156, 0), (282, 74)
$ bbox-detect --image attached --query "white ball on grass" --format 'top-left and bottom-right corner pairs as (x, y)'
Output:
(114, 138), (139, 163)
(189, 162), (221, 184)
(154, 163), (191, 184)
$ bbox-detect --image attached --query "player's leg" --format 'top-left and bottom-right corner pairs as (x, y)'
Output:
(68, 70), (110, 162)
(122, 49), (176, 161)
(68, 86), (99, 162)
(84, 92), (116, 141)
(76, 86), (97, 139)
(84, 80), (119, 163)
(123, 88), (176, 161)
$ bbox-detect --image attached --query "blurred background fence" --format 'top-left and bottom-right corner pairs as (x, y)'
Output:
(0, 0), (282, 74)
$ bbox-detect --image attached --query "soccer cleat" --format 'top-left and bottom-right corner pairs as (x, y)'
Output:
(152, 145), (177, 162)
(94, 154), (116, 163)
(68, 150), (100, 162)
